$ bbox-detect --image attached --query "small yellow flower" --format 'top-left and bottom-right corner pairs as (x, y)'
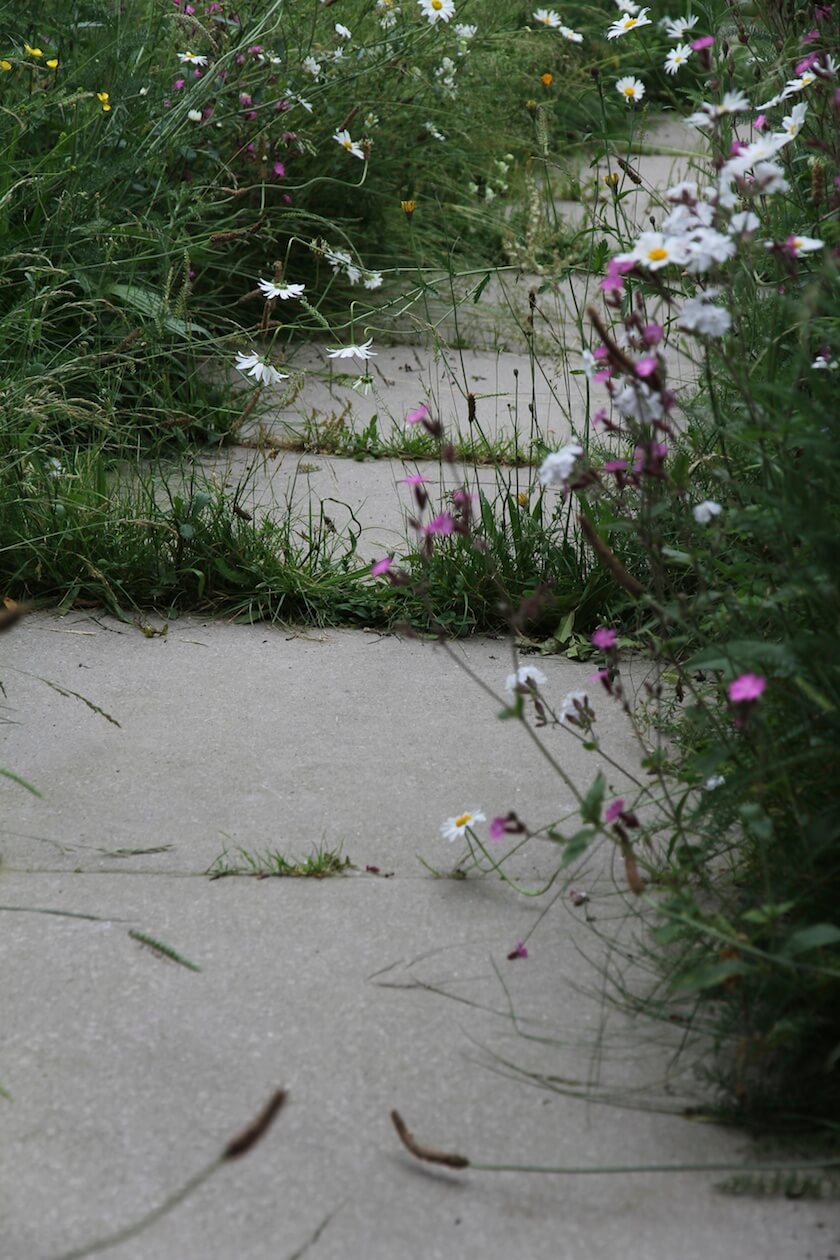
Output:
(540, 73), (553, 86)
(97, 90), (111, 111)
(526, 98), (538, 115)
(24, 45), (43, 57)
(517, 492), (530, 507)
(603, 172), (619, 188)
(0, 60), (12, 72)
(46, 58), (59, 68)
(400, 199), (417, 218)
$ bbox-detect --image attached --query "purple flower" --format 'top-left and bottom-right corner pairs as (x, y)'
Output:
(400, 474), (430, 486)
(605, 798), (625, 824)
(754, 113), (767, 130)
(507, 941), (529, 960)
(489, 816), (507, 841)
(728, 673), (767, 703)
(796, 53), (820, 72)
(371, 556), (393, 577)
(691, 35), (714, 49)
(174, 78), (186, 90)
(642, 323), (664, 346)
(406, 403), (429, 425)
(424, 512), (455, 536)
(592, 627), (617, 650)
(635, 355), (658, 378)
(273, 162), (286, 177)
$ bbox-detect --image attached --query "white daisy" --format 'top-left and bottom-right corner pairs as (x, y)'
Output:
(616, 75), (645, 102)
(302, 55), (321, 77)
(784, 234), (824, 256)
(780, 101), (807, 140)
(363, 272), (383, 290)
(661, 14), (698, 39)
(333, 129), (365, 159)
(257, 279), (306, 300)
(533, 8), (562, 26)
(418, 0), (455, 22)
(620, 231), (689, 270)
(177, 51), (208, 65)
(607, 9), (652, 38)
(678, 296), (731, 337)
(326, 337), (377, 360)
(560, 25), (584, 41)
(440, 809), (486, 843)
(505, 664), (548, 696)
(234, 351), (288, 386)
(664, 43), (692, 74)
(335, 22), (352, 38)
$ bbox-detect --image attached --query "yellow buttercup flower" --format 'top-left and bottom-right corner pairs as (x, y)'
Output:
(24, 44), (43, 57)
(0, 60), (12, 72)
(97, 91), (111, 111)
(46, 58), (59, 68)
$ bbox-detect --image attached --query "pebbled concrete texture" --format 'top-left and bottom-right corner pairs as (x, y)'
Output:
(0, 613), (836, 1260)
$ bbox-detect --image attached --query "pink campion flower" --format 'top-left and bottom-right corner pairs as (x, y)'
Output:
(816, 3), (832, 19)
(600, 256), (634, 294)
(643, 323), (664, 345)
(273, 162), (286, 177)
(592, 407), (609, 428)
(605, 798), (625, 824)
(174, 77), (186, 89)
(239, 92), (253, 105)
(400, 474), (430, 485)
(635, 355), (658, 378)
(424, 512), (455, 536)
(801, 27), (820, 42)
(592, 627), (617, 649)
(754, 113), (767, 130)
(728, 672), (767, 702)
(489, 816), (507, 841)
(406, 403), (430, 425)
(691, 35), (714, 49)
(591, 668), (610, 683)
(371, 555), (393, 577)
(796, 53), (820, 72)
(507, 941), (529, 960)
(603, 458), (628, 473)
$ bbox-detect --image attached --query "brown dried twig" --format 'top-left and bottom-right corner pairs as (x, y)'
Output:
(390, 1109), (470, 1169)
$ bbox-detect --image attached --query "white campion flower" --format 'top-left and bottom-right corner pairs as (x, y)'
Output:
(425, 120), (446, 140)
(234, 351), (288, 386)
(560, 25), (584, 41)
(721, 135), (785, 178)
(418, 0), (455, 22)
(533, 7), (562, 25)
(614, 0), (640, 12)
(335, 23), (352, 38)
(811, 354), (838, 370)
(257, 279), (306, 300)
(454, 23), (477, 38)
(333, 129), (365, 159)
(662, 14), (698, 38)
(363, 272), (383, 290)
(302, 55), (321, 76)
(324, 247), (362, 284)
(614, 382), (664, 422)
(693, 499), (723, 524)
(505, 664), (548, 697)
(705, 774), (726, 790)
(678, 295), (732, 337)
(607, 9), (652, 38)
(178, 51), (208, 65)
(326, 337), (377, 360)
(187, 109), (203, 122)
(285, 91), (313, 112)
(538, 443), (583, 488)
(664, 43), (692, 74)
(751, 161), (789, 194)
(666, 179), (699, 202)
(616, 75), (645, 103)
(728, 210), (760, 235)
(560, 689), (589, 723)
(684, 227), (736, 273)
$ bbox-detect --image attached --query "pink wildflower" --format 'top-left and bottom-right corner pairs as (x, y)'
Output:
(801, 27), (820, 42)
(754, 113), (767, 130)
(507, 941), (529, 961)
(691, 35), (714, 49)
(371, 556), (393, 577)
(643, 323), (664, 345)
(406, 403), (430, 425)
(605, 798), (625, 824)
(174, 78), (186, 90)
(400, 474), (430, 486)
(273, 162), (286, 177)
(424, 512), (455, 536)
(728, 673), (767, 702)
(592, 627), (617, 650)
(635, 355), (658, 378)
(489, 816), (507, 841)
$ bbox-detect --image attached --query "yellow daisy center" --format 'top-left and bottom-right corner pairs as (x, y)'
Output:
(342, 138), (353, 149)
(624, 18), (637, 27)
(432, 0), (443, 8)
(647, 246), (668, 261)
(623, 86), (636, 96)
(454, 813), (472, 828)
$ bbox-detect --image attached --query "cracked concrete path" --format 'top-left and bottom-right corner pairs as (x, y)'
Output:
(0, 613), (835, 1259)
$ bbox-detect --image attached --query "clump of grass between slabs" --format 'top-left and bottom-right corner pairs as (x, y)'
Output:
(206, 845), (352, 880)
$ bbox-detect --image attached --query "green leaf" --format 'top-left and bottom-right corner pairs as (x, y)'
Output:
(107, 283), (209, 337)
(783, 924), (840, 956)
(672, 959), (749, 994)
(561, 827), (595, 868)
(580, 772), (606, 826)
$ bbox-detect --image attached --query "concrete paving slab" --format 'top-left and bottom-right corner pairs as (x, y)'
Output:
(0, 870), (831, 1260)
(1, 614), (639, 880)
